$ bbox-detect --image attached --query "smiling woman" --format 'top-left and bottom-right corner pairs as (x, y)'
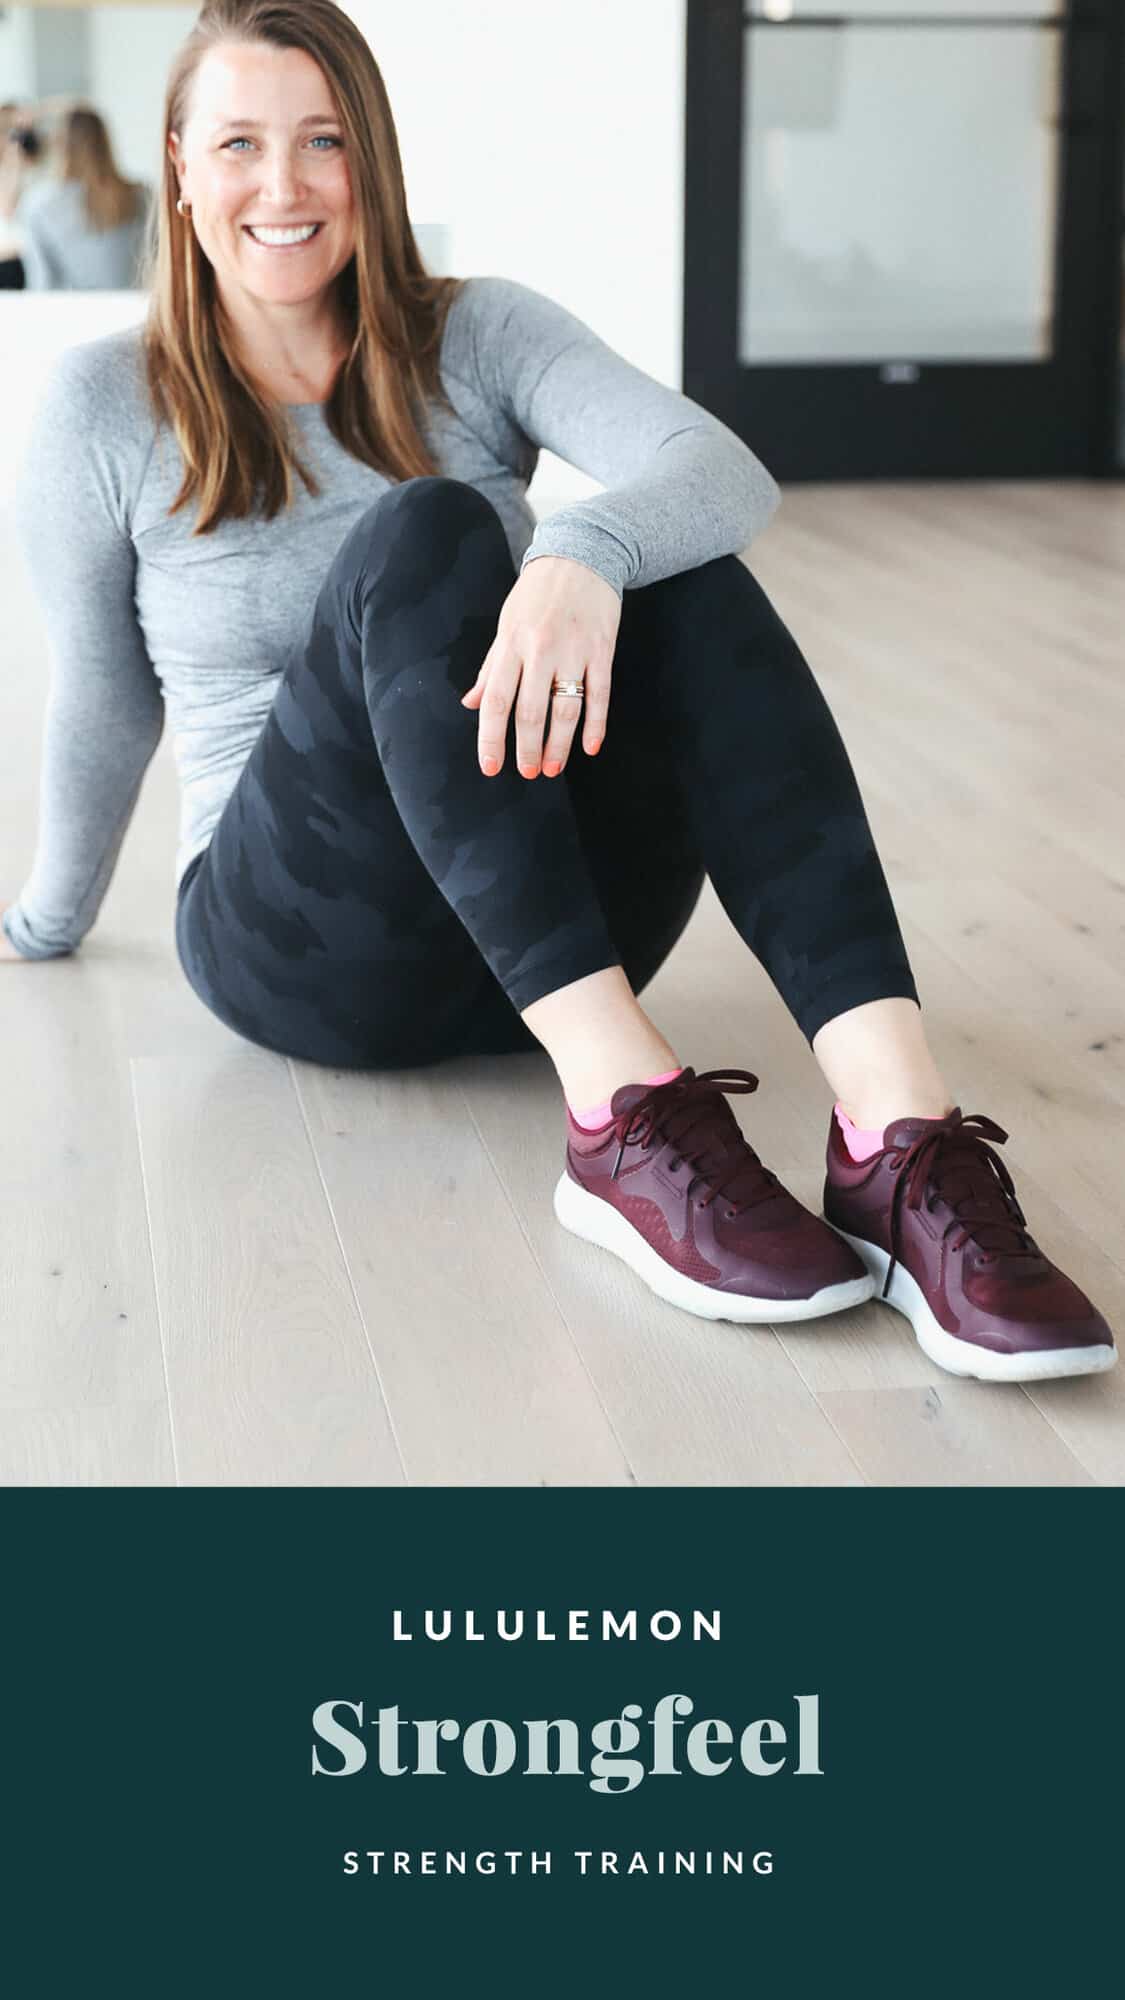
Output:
(168, 57), (353, 371)
(1, 0), (1115, 1387)
(166, 44), (356, 406)
(150, 2), (455, 514)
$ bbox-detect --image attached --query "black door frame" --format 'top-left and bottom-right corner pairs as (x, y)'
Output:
(683, 1), (1125, 481)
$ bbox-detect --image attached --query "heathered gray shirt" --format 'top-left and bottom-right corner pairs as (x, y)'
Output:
(18, 179), (151, 291)
(3, 275), (780, 959)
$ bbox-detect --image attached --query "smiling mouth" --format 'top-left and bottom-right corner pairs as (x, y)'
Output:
(244, 223), (323, 247)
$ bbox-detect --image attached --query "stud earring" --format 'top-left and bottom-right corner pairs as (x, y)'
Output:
(176, 197), (192, 217)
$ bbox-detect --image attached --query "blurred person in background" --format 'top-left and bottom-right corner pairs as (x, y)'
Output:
(0, 105), (44, 288)
(18, 102), (150, 290)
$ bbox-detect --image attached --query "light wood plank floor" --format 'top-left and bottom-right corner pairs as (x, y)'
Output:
(2, 480), (1122, 1486)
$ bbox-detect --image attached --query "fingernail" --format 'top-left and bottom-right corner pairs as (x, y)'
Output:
(519, 762), (539, 779)
(588, 738), (602, 755)
(542, 759), (561, 778)
(481, 755), (499, 775)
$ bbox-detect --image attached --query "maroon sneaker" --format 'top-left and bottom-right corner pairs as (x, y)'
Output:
(823, 1107), (1117, 1382)
(553, 1067), (875, 1322)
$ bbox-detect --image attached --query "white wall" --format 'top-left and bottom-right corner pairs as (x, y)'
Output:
(0, 6), (36, 101)
(87, 5), (199, 184)
(27, 4), (90, 98)
(341, 1), (686, 389)
(0, 1), (688, 510)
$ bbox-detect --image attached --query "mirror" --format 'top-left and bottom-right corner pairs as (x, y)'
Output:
(0, 5), (449, 292)
(0, 5), (197, 290)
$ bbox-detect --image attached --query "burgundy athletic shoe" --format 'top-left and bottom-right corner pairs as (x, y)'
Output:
(553, 1067), (875, 1323)
(823, 1107), (1117, 1382)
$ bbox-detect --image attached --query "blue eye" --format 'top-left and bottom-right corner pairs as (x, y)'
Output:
(220, 134), (341, 152)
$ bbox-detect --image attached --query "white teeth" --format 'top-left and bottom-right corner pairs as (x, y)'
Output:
(247, 224), (319, 245)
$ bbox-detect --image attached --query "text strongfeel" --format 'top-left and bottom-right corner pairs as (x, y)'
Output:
(311, 1692), (822, 1793)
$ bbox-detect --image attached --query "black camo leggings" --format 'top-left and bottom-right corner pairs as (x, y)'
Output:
(175, 476), (919, 1070)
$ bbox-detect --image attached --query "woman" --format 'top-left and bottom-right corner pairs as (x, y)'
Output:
(0, 106), (43, 288)
(0, 0), (1114, 1385)
(18, 102), (149, 291)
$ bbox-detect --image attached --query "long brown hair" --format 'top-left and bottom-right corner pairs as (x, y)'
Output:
(143, 0), (465, 536)
(58, 104), (145, 229)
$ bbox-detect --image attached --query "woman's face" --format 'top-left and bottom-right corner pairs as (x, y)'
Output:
(168, 40), (356, 316)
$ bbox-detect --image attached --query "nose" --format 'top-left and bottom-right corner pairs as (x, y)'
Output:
(259, 144), (305, 208)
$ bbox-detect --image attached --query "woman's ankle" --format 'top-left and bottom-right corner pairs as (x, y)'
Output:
(557, 1045), (681, 1115)
(812, 997), (953, 1133)
(569, 1066), (683, 1130)
(520, 967), (679, 1110)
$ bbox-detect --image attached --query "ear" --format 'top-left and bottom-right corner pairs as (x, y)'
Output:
(166, 130), (184, 188)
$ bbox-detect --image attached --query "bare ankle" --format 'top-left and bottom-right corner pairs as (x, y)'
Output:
(560, 1042), (681, 1113)
(840, 1094), (954, 1132)
(520, 968), (678, 1110)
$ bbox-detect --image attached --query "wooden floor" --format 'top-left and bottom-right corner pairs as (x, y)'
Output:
(2, 479), (1123, 1486)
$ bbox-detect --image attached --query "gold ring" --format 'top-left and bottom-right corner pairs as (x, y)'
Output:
(551, 678), (585, 699)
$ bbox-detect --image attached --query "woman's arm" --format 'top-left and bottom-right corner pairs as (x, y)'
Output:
(16, 191), (63, 290)
(457, 275), (781, 598)
(1, 344), (165, 960)
(0, 144), (25, 223)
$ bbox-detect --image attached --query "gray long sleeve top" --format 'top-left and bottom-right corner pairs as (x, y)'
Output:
(18, 180), (151, 291)
(3, 274), (780, 959)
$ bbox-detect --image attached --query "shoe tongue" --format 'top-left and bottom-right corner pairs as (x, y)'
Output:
(610, 1068), (695, 1119)
(882, 1109), (1027, 1258)
(882, 1107), (963, 1151)
(609, 1070), (774, 1209)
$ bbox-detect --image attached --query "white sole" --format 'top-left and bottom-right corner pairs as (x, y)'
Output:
(835, 1229), (1118, 1383)
(553, 1173), (877, 1324)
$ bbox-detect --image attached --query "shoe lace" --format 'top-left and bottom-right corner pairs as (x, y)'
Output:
(609, 1068), (782, 1216)
(884, 1109), (1033, 1301)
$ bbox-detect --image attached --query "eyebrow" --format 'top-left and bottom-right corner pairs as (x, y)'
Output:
(212, 115), (341, 131)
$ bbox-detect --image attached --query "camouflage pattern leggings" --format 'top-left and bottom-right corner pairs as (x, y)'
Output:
(175, 475), (918, 1070)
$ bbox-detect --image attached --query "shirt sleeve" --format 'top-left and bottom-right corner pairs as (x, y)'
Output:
(462, 275), (781, 599)
(2, 345), (165, 960)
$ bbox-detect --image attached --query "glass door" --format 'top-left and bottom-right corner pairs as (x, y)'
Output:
(684, 1), (1124, 479)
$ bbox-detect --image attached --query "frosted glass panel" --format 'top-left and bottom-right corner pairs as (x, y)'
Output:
(739, 23), (1063, 363)
(747, 3), (1062, 17)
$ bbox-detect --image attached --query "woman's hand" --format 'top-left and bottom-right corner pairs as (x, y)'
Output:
(0, 903), (29, 962)
(460, 555), (621, 778)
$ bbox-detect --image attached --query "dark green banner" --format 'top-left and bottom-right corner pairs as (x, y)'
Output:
(5, 1490), (1118, 1994)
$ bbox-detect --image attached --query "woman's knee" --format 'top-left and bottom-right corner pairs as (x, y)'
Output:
(318, 479), (513, 662)
(329, 476), (507, 609)
(372, 473), (503, 540)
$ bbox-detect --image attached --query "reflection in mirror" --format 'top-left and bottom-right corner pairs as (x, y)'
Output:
(0, 5), (196, 289)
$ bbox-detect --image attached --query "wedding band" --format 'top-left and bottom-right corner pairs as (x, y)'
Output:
(551, 678), (585, 699)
